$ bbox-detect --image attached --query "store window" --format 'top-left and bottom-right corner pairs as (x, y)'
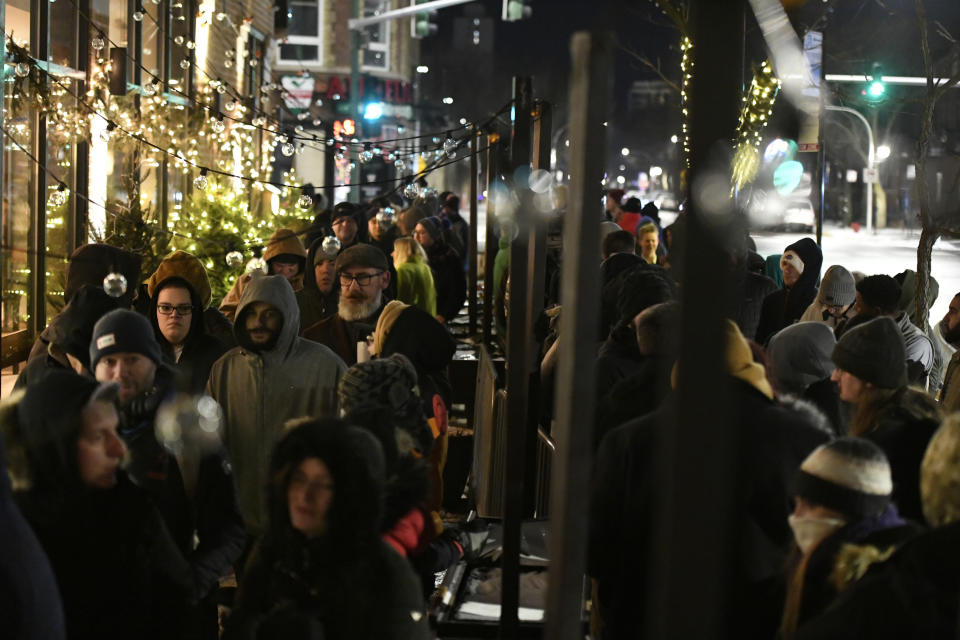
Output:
(361, 0), (390, 72)
(278, 0), (324, 65)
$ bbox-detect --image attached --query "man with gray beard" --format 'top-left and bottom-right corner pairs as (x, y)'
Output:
(302, 244), (391, 366)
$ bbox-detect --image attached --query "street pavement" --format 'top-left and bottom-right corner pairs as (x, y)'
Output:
(752, 223), (960, 324)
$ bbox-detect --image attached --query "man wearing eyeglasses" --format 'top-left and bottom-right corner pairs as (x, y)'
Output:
(302, 244), (392, 366)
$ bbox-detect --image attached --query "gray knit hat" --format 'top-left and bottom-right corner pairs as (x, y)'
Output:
(817, 265), (856, 307)
(831, 316), (907, 389)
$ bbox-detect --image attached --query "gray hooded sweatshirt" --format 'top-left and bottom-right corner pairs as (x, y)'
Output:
(206, 274), (347, 533)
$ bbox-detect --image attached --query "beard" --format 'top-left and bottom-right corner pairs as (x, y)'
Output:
(239, 326), (282, 353)
(942, 319), (960, 345)
(339, 291), (383, 322)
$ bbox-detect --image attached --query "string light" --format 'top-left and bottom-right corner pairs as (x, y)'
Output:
(732, 60), (781, 190)
(680, 36), (693, 168)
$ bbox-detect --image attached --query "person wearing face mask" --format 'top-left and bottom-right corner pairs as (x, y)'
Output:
(756, 238), (823, 345)
(779, 438), (921, 637)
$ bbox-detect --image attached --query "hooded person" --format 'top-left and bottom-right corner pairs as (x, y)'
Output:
(937, 292), (960, 412)
(89, 310), (246, 634)
(791, 414), (960, 639)
(14, 284), (121, 390)
(27, 244), (142, 363)
(589, 320), (830, 640)
(800, 265), (857, 330)
(219, 228), (308, 321)
(2, 371), (194, 640)
(767, 321), (843, 435)
(616, 197), (645, 236)
(895, 269), (945, 392)
(207, 273), (347, 535)
(778, 438), (920, 636)
(370, 301), (456, 511)
(145, 251), (230, 393)
(756, 238), (823, 345)
(413, 215), (466, 324)
(440, 194), (470, 268)
(223, 419), (431, 640)
(302, 244), (392, 366)
(830, 316), (942, 523)
(296, 236), (341, 331)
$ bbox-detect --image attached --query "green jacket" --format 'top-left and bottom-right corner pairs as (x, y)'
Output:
(206, 274), (347, 534)
(395, 259), (437, 316)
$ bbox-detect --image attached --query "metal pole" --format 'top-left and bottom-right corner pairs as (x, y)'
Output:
(31, 0), (50, 334)
(347, 0), (478, 29)
(349, 0), (360, 202)
(544, 31), (610, 640)
(482, 134), (498, 346)
(825, 105), (874, 233)
(468, 127), (479, 335)
(500, 74), (533, 639)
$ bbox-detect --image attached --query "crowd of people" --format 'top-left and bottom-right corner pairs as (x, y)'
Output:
(4, 181), (960, 640)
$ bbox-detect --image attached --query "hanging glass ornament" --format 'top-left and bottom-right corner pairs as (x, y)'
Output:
(376, 207), (396, 226)
(313, 119), (323, 127)
(193, 169), (209, 191)
(281, 142), (296, 157)
(142, 80), (158, 96)
(294, 125), (305, 133)
(14, 62), (30, 77)
(298, 193), (313, 208)
(99, 122), (116, 142)
(297, 111), (310, 121)
(92, 34), (106, 51)
(215, 11), (227, 21)
(174, 35), (185, 45)
(48, 184), (68, 207)
(224, 59), (233, 68)
(133, 9), (144, 21)
(186, 40), (196, 50)
(179, 59), (190, 69)
(246, 257), (266, 273)
(404, 182), (420, 199)
(211, 118), (226, 134)
(321, 236), (341, 255)
(394, 158), (405, 171)
(224, 100), (237, 112)
(443, 136), (458, 159)
(103, 272), (128, 298)
(249, 58), (258, 67)
(225, 251), (244, 268)
(359, 147), (374, 164)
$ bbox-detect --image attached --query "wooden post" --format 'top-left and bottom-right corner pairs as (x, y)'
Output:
(543, 32), (610, 640)
(468, 127), (479, 336)
(500, 75), (534, 638)
(643, 2), (743, 638)
(482, 134), (499, 346)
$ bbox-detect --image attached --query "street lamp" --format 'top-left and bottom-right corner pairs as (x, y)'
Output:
(825, 105), (876, 233)
(621, 147), (630, 156)
(876, 144), (891, 162)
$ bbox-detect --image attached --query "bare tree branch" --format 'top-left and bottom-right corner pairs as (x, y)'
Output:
(649, 0), (690, 39)
(617, 44), (682, 94)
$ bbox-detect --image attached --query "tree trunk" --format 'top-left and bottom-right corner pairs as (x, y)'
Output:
(913, 0), (938, 330)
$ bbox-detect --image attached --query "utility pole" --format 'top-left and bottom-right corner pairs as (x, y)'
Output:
(349, 0), (361, 202)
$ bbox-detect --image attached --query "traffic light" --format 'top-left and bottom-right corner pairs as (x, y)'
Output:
(411, 0), (438, 38)
(864, 63), (886, 101)
(502, 0), (532, 21)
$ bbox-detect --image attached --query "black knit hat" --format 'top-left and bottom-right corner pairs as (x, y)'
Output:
(417, 215), (450, 241)
(795, 437), (893, 520)
(89, 309), (163, 369)
(65, 243), (142, 306)
(338, 354), (419, 417)
(832, 316), (907, 389)
(857, 275), (902, 314)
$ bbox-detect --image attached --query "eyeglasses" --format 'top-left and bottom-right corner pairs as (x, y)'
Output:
(157, 303), (195, 316)
(339, 271), (384, 287)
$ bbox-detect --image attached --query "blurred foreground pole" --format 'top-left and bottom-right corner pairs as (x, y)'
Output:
(643, 2), (744, 639)
(500, 75), (534, 638)
(544, 31), (610, 640)
(469, 127), (480, 335)
(482, 134), (500, 346)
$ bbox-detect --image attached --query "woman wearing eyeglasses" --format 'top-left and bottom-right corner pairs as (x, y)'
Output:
(146, 251), (230, 393)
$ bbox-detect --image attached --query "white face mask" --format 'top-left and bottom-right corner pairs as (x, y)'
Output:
(788, 514), (846, 555)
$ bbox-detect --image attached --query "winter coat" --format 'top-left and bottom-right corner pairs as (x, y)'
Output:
(295, 237), (340, 331)
(792, 520), (960, 640)
(895, 311), (934, 384)
(595, 325), (645, 405)
(395, 259), (437, 316)
(119, 365), (246, 601)
(219, 228), (307, 321)
(206, 274), (347, 534)
(301, 302), (386, 367)
(858, 388), (942, 524)
(783, 505), (921, 631)
(767, 322), (843, 433)
(732, 269), (779, 341)
(427, 241), (466, 322)
(594, 355), (674, 449)
(799, 300), (856, 330)
(589, 378), (829, 640)
(224, 421), (431, 640)
(0, 431), (66, 640)
(939, 349), (960, 413)
(755, 238), (823, 345)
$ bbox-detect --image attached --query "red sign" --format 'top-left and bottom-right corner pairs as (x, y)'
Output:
(333, 119), (356, 138)
(321, 75), (414, 105)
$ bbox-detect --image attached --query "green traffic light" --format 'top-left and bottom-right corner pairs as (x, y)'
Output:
(867, 80), (885, 98)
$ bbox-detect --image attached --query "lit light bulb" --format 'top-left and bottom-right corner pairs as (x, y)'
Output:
(443, 135), (458, 159)
(211, 118), (225, 133)
(404, 182), (420, 199)
(180, 59), (190, 69)
(103, 272), (128, 298)
(15, 62), (30, 77)
(297, 111), (310, 121)
(142, 80), (159, 96)
(245, 257), (266, 272)
(281, 142), (295, 156)
(48, 184), (68, 207)
(194, 169), (208, 190)
(92, 35), (106, 51)
(298, 193), (313, 208)
(321, 236), (341, 255)
(394, 158), (405, 171)
(133, 9), (144, 21)
(359, 148), (374, 163)
(224, 101), (236, 112)
(249, 59), (258, 67)
(313, 119), (323, 126)
(186, 40), (195, 50)
(100, 122), (116, 142)
(174, 35), (184, 45)
(215, 11), (227, 21)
